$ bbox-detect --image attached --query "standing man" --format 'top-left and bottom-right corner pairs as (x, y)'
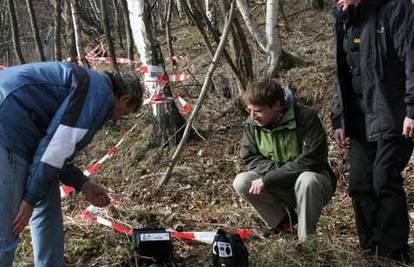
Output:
(0, 62), (144, 266)
(332, 0), (414, 262)
(234, 79), (336, 242)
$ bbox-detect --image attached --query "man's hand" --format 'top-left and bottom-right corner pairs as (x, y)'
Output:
(12, 200), (33, 236)
(403, 117), (414, 138)
(81, 181), (111, 207)
(249, 178), (264, 195)
(334, 128), (350, 149)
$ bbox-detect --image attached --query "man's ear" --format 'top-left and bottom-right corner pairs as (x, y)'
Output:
(118, 94), (134, 104)
(272, 100), (281, 113)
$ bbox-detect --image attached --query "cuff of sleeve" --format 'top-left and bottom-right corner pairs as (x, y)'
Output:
(72, 174), (88, 191)
(407, 106), (414, 118)
(23, 193), (39, 207)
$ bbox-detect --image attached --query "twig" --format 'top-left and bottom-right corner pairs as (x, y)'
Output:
(157, 0), (236, 189)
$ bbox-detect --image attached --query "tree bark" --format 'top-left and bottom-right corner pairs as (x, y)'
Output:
(205, 0), (216, 32)
(235, 0), (266, 52)
(101, 0), (119, 72)
(26, 0), (46, 61)
(7, 0), (25, 64)
(54, 0), (63, 61)
(119, 0), (134, 61)
(112, 0), (124, 49)
(165, 0), (177, 69)
(70, 0), (85, 64)
(128, 0), (186, 146)
(64, 0), (77, 60)
(265, 0), (281, 78)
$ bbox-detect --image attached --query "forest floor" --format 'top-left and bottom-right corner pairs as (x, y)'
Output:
(14, 1), (414, 266)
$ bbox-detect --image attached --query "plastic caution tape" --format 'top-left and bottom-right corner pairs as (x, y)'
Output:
(59, 123), (138, 198)
(172, 90), (191, 114)
(80, 206), (255, 243)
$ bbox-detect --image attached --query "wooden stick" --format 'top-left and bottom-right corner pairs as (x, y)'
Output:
(157, 0), (236, 189)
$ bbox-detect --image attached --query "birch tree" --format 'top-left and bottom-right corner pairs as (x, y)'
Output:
(236, 0), (282, 78)
(70, 0), (86, 64)
(205, 0), (216, 32)
(128, 0), (186, 146)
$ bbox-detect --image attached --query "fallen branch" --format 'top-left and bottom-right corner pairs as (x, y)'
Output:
(157, 0), (236, 189)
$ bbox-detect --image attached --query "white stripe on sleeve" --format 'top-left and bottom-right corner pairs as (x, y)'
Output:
(40, 124), (87, 168)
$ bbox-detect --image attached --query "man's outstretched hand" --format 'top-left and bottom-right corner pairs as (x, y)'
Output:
(12, 200), (33, 236)
(81, 181), (111, 207)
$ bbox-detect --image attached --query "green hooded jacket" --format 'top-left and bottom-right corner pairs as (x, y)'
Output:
(240, 103), (336, 190)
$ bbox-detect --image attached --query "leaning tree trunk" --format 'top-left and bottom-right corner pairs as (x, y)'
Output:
(119, 0), (134, 61)
(54, 0), (62, 61)
(26, 0), (45, 61)
(70, 0), (86, 64)
(265, 0), (281, 78)
(7, 0), (25, 64)
(235, 0), (266, 52)
(128, 0), (186, 146)
(100, 0), (118, 72)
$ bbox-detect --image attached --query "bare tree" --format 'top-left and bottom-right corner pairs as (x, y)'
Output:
(128, 0), (186, 146)
(64, 0), (77, 60)
(266, 0), (281, 78)
(119, 0), (134, 61)
(26, 0), (46, 61)
(236, 0), (282, 78)
(70, 0), (86, 64)
(205, 0), (216, 32)
(112, 0), (124, 49)
(54, 0), (63, 61)
(7, 0), (25, 64)
(101, 0), (118, 72)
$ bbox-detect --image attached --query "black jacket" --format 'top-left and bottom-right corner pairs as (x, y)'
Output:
(332, 0), (414, 141)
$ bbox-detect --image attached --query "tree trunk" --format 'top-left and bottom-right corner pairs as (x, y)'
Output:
(205, 0), (216, 32)
(112, 0), (124, 49)
(128, 0), (186, 146)
(174, 0), (183, 19)
(64, 0), (77, 60)
(70, 0), (86, 64)
(7, 0), (25, 64)
(235, 0), (266, 52)
(265, 0), (281, 78)
(54, 0), (62, 61)
(26, 0), (46, 62)
(166, 0), (177, 69)
(119, 0), (134, 61)
(219, 0), (253, 93)
(101, 0), (118, 72)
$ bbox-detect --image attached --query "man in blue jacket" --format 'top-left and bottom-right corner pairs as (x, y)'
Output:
(0, 61), (144, 266)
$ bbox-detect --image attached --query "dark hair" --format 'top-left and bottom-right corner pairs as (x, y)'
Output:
(105, 72), (144, 108)
(243, 78), (285, 107)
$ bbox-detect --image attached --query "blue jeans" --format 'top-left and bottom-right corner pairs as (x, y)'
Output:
(0, 145), (64, 267)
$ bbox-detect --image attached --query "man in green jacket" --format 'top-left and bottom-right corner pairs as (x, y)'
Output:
(234, 79), (336, 242)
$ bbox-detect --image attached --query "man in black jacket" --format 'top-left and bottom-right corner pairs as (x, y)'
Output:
(332, 0), (414, 262)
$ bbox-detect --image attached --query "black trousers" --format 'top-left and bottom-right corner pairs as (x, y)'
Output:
(349, 137), (413, 257)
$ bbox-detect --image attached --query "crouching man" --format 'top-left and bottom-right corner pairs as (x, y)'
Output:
(233, 78), (336, 242)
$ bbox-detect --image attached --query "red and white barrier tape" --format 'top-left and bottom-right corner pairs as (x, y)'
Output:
(88, 57), (140, 65)
(80, 205), (255, 244)
(60, 123), (138, 198)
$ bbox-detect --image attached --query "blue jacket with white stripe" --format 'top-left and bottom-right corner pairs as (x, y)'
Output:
(0, 62), (114, 206)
